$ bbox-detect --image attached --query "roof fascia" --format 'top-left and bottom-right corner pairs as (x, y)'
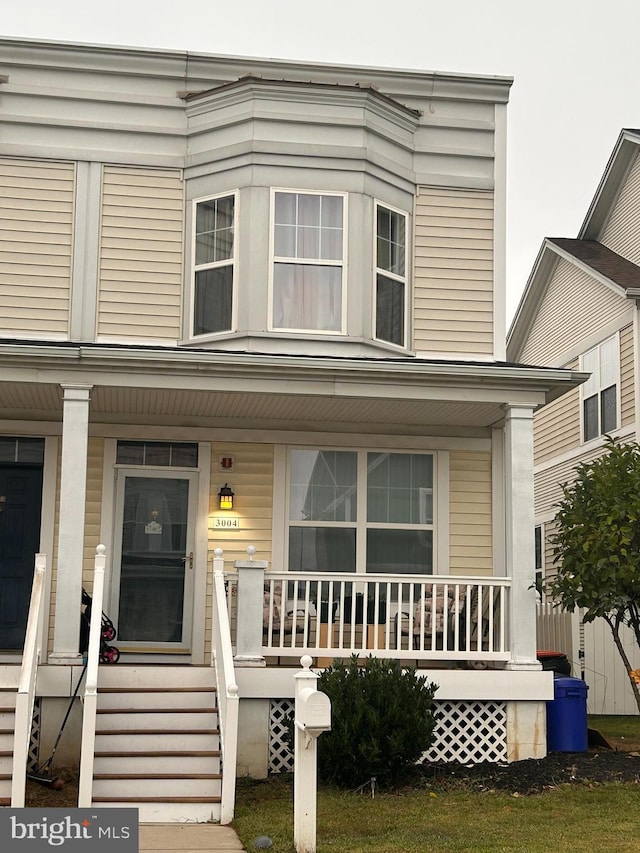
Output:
(579, 130), (640, 240)
(548, 241), (630, 299)
(506, 240), (559, 361)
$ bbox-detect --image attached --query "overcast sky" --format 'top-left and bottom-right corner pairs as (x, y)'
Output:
(3, 0), (640, 325)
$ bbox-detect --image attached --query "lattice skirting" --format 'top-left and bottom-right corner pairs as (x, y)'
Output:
(28, 697), (42, 772)
(268, 698), (507, 773)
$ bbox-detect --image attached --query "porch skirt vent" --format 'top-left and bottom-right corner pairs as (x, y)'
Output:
(268, 699), (507, 772)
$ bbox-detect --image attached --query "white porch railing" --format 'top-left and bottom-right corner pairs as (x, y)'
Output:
(260, 572), (511, 664)
(11, 553), (47, 807)
(78, 544), (107, 807)
(211, 549), (239, 825)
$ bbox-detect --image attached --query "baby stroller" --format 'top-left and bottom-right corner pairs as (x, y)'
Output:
(80, 587), (120, 663)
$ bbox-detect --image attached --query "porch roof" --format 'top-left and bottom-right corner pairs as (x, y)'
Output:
(0, 340), (587, 434)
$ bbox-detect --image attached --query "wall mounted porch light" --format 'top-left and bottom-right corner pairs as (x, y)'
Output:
(218, 483), (235, 510)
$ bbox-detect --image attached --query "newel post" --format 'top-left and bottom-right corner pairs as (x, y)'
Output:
(234, 545), (267, 666)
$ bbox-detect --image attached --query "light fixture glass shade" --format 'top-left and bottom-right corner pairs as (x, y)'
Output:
(218, 483), (234, 510)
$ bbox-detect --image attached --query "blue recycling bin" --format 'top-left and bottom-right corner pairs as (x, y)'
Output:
(546, 676), (589, 752)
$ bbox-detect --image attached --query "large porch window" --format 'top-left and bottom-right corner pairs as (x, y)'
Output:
(287, 449), (434, 574)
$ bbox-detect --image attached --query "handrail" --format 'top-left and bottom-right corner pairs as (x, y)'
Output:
(11, 553), (47, 806)
(78, 544), (107, 807)
(211, 548), (239, 825)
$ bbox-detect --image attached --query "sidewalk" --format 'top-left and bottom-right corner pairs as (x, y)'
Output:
(139, 823), (246, 852)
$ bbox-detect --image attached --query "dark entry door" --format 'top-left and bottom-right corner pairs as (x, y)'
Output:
(0, 466), (43, 649)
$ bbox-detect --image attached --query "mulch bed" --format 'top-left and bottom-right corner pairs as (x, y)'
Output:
(422, 748), (640, 795)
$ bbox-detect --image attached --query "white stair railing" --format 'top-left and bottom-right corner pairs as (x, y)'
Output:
(211, 548), (239, 825)
(78, 545), (107, 807)
(11, 553), (47, 806)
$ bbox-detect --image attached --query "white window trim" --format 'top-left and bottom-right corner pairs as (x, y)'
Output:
(579, 332), (621, 445)
(275, 445), (449, 576)
(373, 199), (410, 350)
(268, 188), (348, 336)
(190, 189), (239, 341)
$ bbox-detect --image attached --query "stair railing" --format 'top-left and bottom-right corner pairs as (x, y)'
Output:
(211, 548), (239, 825)
(11, 553), (47, 806)
(78, 544), (107, 807)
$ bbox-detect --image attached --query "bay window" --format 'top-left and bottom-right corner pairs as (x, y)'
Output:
(192, 192), (236, 336)
(271, 191), (345, 333)
(375, 203), (407, 347)
(287, 449), (434, 574)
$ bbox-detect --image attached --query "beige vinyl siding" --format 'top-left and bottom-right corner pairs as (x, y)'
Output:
(48, 437), (104, 653)
(97, 166), (184, 342)
(520, 258), (630, 366)
(413, 187), (494, 356)
(204, 443), (274, 657)
(620, 323), (635, 426)
(533, 358), (581, 466)
(0, 158), (74, 339)
(449, 450), (492, 575)
(601, 152), (640, 263)
(534, 440), (610, 517)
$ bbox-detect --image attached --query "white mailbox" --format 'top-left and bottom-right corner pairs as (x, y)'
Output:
(295, 687), (331, 738)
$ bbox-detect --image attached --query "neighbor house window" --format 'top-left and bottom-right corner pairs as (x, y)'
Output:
(581, 336), (618, 442)
(271, 191), (345, 332)
(287, 449), (433, 574)
(375, 203), (407, 347)
(193, 192), (236, 336)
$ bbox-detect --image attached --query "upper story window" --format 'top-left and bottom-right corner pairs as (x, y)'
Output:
(287, 448), (434, 574)
(375, 203), (407, 348)
(581, 336), (618, 442)
(271, 190), (345, 333)
(193, 192), (236, 337)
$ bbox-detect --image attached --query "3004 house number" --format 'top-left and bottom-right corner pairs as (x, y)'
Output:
(214, 517), (240, 529)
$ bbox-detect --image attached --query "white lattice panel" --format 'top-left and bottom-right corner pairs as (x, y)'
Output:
(425, 701), (507, 764)
(268, 699), (507, 773)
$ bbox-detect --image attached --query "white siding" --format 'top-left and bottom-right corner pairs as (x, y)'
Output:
(520, 258), (630, 366)
(413, 187), (494, 357)
(0, 157), (74, 339)
(97, 166), (184, 342)
(449, 450), (492, 575)
(601, 151), (640, 263)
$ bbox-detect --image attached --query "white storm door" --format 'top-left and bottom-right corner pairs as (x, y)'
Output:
(112, 469), (198, 651)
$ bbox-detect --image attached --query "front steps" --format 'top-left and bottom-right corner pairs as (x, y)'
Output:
(90, 666), (221, 822)
(0, 686), (17, 806)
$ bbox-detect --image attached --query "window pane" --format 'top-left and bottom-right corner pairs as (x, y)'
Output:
(273, 264), (341, 331)
(274, 224), (296, 258)
(377, 207), (405, 276)
(196, 197), (234, 264)
(367, 453), (433, 524)
(366, 529), (433, 574)
(298, 194), (320, 227)
(289, 450), (357, 522)
(321, 195), (343, 228)
(16, 439), (45, 464)
(320, 226), (343, 261)
(144, 443), (171, 466)
(275, 192), (297, 225)
(169, 444), (198, 467)
(600, 338), (617, 387)
(297, 225), (320, 259)
(116, 442), (145, 465)
(289, 527), (356, 573)
(581, 348), (598, 396)
(194, 266), (233, 335)
(601, 385), (617, 434)
(376, 275), (404, 346)
(583, 395), (598, 441)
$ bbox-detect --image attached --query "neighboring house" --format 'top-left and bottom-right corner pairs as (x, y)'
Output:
(0, 38), (582, 821)
(508, 128), (640, 716)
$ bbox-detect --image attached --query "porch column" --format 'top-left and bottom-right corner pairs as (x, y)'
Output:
(503, 403), (540, 670)
(235, 548), (267, 667)
(51, 384), (92, 664)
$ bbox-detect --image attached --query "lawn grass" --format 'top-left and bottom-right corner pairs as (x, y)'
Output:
(233, 775), (639, 852)
(233, 716), (640, 853)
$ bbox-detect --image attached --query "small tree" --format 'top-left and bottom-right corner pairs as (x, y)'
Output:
(546, 437), (640, 712)
(317, 655), (438, 789)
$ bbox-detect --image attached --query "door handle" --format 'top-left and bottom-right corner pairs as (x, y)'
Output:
(181, 552), (194, 570)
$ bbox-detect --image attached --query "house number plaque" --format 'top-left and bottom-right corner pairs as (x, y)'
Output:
(214, 516), (240, 529)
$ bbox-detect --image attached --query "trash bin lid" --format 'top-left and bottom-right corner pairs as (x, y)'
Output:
(553, 676), (588, 698)
(537, 649), (567, 659)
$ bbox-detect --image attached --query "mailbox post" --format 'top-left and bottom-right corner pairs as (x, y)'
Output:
(294, 655), (331, 853)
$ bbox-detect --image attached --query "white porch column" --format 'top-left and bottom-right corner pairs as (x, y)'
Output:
(234, 548), (267, 666)
(504, 403), (540, 670)
(51, 384), (92, 664)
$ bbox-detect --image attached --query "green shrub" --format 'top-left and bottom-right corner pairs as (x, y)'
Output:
(317, 655), (438, 789)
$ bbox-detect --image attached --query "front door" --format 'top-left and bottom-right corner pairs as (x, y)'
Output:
(112, 470), (197, 652)
(0, 466), (43, 649)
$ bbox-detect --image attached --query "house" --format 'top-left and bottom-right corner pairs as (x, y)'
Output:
(508, 128), (640, 716)
(0, 37), (583, 821)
